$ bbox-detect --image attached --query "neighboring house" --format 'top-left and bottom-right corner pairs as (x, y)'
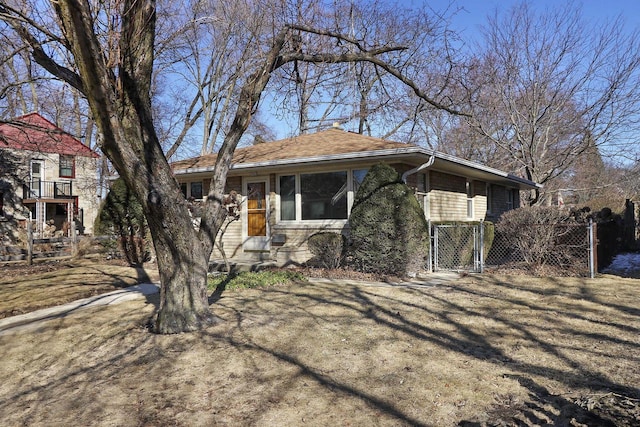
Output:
(171, 126), (541, 265)
(0, 113), (100, 240)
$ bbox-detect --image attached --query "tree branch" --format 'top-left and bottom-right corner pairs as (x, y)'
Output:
(280, 51), (471, 117)
(0, 3), (85, 94)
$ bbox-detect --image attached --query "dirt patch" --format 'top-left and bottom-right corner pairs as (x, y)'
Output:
(0, 272), (638, 426)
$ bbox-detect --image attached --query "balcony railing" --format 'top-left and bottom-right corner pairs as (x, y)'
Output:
(22, 181), (74, 199)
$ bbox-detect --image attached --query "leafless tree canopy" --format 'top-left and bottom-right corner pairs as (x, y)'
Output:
(433, 3), (640, 204)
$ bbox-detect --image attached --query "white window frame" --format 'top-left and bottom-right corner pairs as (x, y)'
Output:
(30, 159), (45, 198)
(179, 180), (204, 200)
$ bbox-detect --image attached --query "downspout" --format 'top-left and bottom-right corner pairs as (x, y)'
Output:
(402, 155), (435, 183)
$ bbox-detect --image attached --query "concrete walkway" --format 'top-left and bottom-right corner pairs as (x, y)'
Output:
(0, 283), (159, 336)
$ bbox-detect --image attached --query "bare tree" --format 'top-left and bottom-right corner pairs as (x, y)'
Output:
(0, 0), (464, 333)
(269, 0), (465, 138)
(156, 0), (276, 158)
(447, 2), (640, 205)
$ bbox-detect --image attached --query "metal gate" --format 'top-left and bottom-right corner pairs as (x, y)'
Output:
(432, 223), (484, 273)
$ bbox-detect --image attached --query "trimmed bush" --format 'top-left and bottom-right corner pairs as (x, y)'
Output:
(94, 178), (150, 266)
(348, 163), (429, 277)
(307, 232), (345, 268)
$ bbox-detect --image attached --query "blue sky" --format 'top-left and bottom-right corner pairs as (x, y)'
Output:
(433, 0), (640, 37)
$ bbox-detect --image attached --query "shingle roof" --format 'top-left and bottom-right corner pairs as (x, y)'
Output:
(171, 128), (411, 171)
(170, 127), (541, 190)
(0, 112), (99, 158)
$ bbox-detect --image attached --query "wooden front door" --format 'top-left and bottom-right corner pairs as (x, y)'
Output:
(247, 182), (267, 237)
(244, 179), (269, 250)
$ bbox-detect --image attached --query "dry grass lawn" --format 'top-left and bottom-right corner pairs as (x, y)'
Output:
(0, 272), (638, 426)
(0, 259), (159, 318)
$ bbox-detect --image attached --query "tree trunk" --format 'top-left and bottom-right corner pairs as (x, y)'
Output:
(52, 0), (218, 333)
(153, 225), (218, 333)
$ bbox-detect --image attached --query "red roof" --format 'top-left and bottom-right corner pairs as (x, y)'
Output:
(0, 112), (99, 158)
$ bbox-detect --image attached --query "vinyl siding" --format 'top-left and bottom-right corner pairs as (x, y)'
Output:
(271, 223), (347, 265)
(428, 171), (467, 221)
(211, 176), (243, 259)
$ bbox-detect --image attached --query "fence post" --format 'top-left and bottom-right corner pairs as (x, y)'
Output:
(27, 220), (33, 266)
(432, 222), (438, 272)
(588, 219), (596, 279)
(479, 221), (485, 273)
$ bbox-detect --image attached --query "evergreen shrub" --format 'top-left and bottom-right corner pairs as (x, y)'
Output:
(348, 163), (429, 277)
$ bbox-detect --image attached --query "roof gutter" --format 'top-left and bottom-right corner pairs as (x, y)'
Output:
(401, 155), (435, 183)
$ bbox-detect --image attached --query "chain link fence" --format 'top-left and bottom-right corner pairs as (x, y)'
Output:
(431, 221), (596, 277)
(485, 223), (595, 277)
(431, 223), (483, 273)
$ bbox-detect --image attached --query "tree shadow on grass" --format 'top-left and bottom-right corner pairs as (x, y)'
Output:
(1, 274), (638, 426)
(227, 277), (639, 425)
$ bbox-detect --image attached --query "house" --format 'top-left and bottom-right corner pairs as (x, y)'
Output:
(0, 113), (100, 240)
(171, 127), (541, 265)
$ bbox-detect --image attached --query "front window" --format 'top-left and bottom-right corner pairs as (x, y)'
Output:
(301, 171), (347, 220)
(466, 180), (474, 219)
(279, 169), (369, 222)
(190, 182), (203, 199)
(352, 169), (368, 195)
(279, 175), (296, 220)
(59, 155), (75, 178)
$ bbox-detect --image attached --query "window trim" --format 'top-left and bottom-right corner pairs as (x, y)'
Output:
(277, 174), (297, 221)
(179, 180), (204, 200)
(59, 154), (75, 178)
